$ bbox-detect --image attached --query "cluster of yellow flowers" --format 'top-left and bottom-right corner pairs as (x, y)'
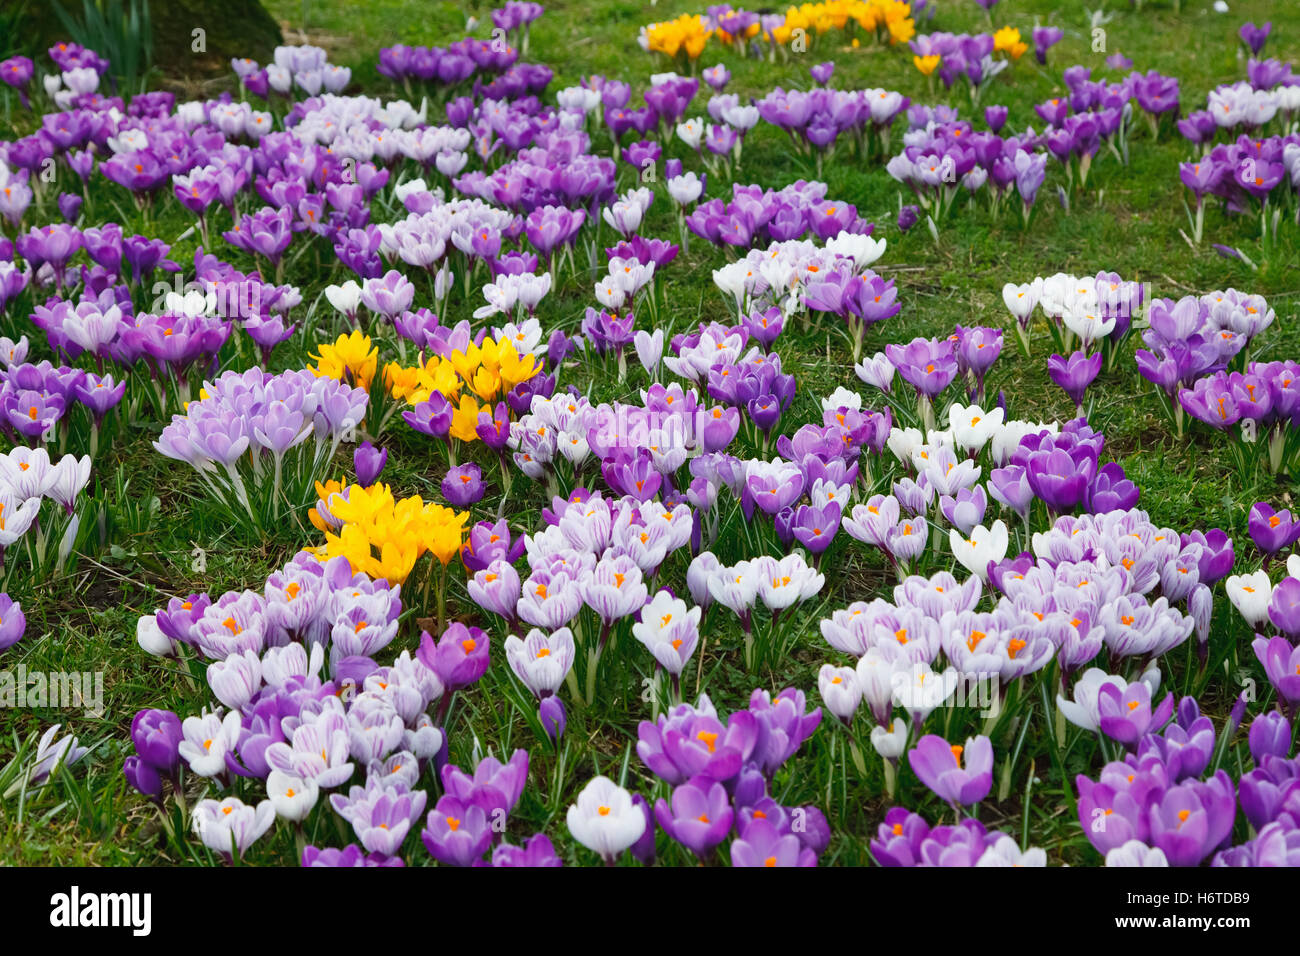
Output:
(310, 331), (542, 446)
(643, 14), (713, 59)
(775, 0), (914, 46)
(914, 26), (1028, 76)
(309, 329), (379, 391)
(309, 481), (469, 585)
(992, 26), (1029, 59)
(642, 0), (914, 60)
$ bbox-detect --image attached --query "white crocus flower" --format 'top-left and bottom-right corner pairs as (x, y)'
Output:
(1057, 667), (1128, 732)
(566, 775), (645, 863)
(949, 521), (1009, 580)
(267, 770), (319, 822)
(1225, 570), (1273, 627)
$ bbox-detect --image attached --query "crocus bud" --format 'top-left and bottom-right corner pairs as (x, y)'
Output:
(1248, 710), (1291, 763)
(353, 441), (387, 487)
(123, 755), (163, 802)
(539, 695), (566, 745)
(629, 792), (656, 865)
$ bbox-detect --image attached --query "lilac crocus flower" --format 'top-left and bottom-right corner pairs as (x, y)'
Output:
(353, 441), (387, 487)
(1248, 502), (1300, 555)
(442, 463), (485, 506)
(422, 795), (493, 866)
(1097, 681), (1174, 747)
(908, 734), (994, 806)
(1239, 22), (1271, 56)
(1147, 771), (1236, 867)
(417, 623), (489, 692)
(0, 593), (25, 652)
(730, 818), (816, 867)
(655, 776), (734, 858)
(1086, 462), (1139, 514)
(1048, 351), (1102, 409)
(1032, 26), (1063, 65)
(1247, 712), (1291, 766)
(885, 337), (958, 398)
(1253, 635), (1300, 711)
(491, 833), (563, 867)
(441, 749), (529, 820)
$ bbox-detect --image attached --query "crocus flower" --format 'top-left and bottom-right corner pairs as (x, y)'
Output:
(1248, 502), (1300, 555)
(1252, 635), (1300, 711)
(567, 775), (646, 864)
(442, 463), (485, 507)
(1097, 681), (1175, 747)
(1147, 771), (1236, 867)
(1226, 570), (1272, 626)
(1240, 21), (1271, 56)
(908, 734), (994, 806)
(1245, 712), (1291, 768)
(654, 776), (734, 858)
(632, 590), (701, 676)
(1032, 26), (1063, 65)
(0, 594), (25, 652)
(192, 797), (275, 862)
(353, 441), (387, 487)
(422, 795), (493, 866)
(130, 708), (183, 779)
(730, 817), (816, 867)
(417, 623), (489, 692)
(1048, 351), (1102, 409)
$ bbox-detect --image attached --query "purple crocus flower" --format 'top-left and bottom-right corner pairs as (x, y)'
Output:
(885, 337), (958, 398)
(417, 623), (489, 692)
(1086, 461), (1139, 513)
(790, 501), (842, 554)
(730, 818), (816, 867)
(441, 749), (529, 820)
(130, 708), (183, 779)
(1248, 502), (1300, 555)
(1032, 26), (1063, 65)
(422, 795), (493, 866)
(403, 393), (453, 439)
(1179, 529), (1234, 585)
(124, 755), (163, 802)
(1097, 681), (1174, 747)
(1268, 577), (1300, 639)
(810, 62), (835, 86)
(1248, 711), (1291, 764)
(461, 517), (525, 571)
(1138, 698), (1215, 782)
(1047, 351), (1102, 409)
(637, 704), (757, 786)
(1239, 22), (1271, 56)
(870, 807), (931, 866)
(655, 775), (734, 859)
(908, 734), (994, 806)
(0, 593), (26, 652)
(301, 844), (401, 867)
(1147, 771), (1236, 867)
(1025, 447), (1096, 513)
(491, 833), (563, 867)
(1253, 635), (1300, 712)
(353, 441), (387, 487)
(475, 402), (511, 450)
(442, 463), (485, 507)
(539, 695), (566, 744)
(747, 688), (821, 777)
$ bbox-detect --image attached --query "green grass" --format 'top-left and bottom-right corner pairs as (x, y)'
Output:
(0, 0), (1297, 865)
